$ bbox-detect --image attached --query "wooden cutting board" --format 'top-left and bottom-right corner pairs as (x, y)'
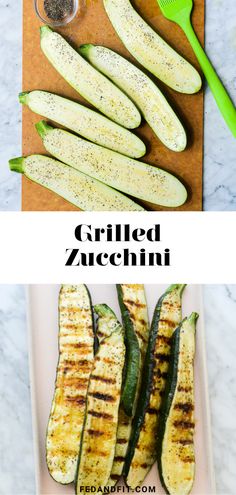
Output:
(22, 0), (204, 211)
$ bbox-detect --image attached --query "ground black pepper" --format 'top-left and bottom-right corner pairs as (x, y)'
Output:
(44, 0), (74, 21)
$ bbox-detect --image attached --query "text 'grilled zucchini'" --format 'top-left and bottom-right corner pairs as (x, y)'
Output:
(9, 155), (144, 211)
(40, 26), (141, 129)
(19, 91), (146, 158)
(157, 312), (198, 495)
(108, 285), (150, 486)
(80, 44), (187, 152)
(75, 307), (125, 493)
(125, 284), (186, 489)
(46, 285), (94, 484)
(103, 0), (201, 94)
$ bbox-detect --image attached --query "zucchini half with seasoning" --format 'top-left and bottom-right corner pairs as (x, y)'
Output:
(108, 284), (150, 487)
(75, 306), (125, 493)
(46, 285), (94, 484)
(125, 284), (186, 489)
(157, 312), (198, 495)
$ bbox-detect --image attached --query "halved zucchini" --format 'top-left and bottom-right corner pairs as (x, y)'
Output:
(46, 285), (94, 484)
(80, 44), (186, 152)
(19, 90), (146, 158)
(40, 26), (141, 129)
(75, 311), (125, 493)
(108, 285), (150, 486)
(9, 155), (144, 211)
(125, 284), (186, 489)
(103, 0), (201, 94)
(157, 313), (198, 495)
(36, 122), (187, 208)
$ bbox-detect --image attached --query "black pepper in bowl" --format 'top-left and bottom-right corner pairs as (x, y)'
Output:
(44, 0), (74, 21)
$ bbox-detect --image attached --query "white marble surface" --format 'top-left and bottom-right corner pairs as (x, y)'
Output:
(0, 285), (235, 494)
(0, 0), (236, 210)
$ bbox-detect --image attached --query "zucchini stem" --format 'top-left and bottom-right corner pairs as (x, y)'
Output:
(35, 120), (53, 139)
(9, 157), (25, 174)
(19, 91), (29, 105)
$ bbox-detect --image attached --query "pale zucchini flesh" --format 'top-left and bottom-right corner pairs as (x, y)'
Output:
(158, 313), (197, 495)
(103, 0), (201, 94)
(19, 90), (146, 158)
(94, 304), (121, 343)
(80, 44), (187, 152)
(46, 285), (94, 484)
(40, 26), (141, 129)
(9, 155), (144, 211)
(75, 326), (125, 493)
(108, 285), (150, 487)
(126, 285), (186, 489)
(36, 123), (187, 208)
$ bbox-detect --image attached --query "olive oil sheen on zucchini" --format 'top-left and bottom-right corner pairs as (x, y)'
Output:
(65, 224), (170, 267)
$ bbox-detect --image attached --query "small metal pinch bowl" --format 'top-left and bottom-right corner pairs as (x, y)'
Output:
(34, 0), (79, 27)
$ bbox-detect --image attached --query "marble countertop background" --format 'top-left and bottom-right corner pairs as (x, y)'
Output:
(0, 285), (236, 495)
(0, 0), (236, 210)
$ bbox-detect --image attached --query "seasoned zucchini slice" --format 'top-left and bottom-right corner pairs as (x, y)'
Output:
(157, 313), (198, 495)
(40, 26), (141, 129)
(125, 284), (186, 489)
(103, 0), (201, 94)
(36, 121), (187, 208)
(75, 312), (125, 493)
(46, 285), (94, 484)
(9, 155), (144, 212)
(80, 44), (187, 152)
(19, 91), (146, 158)
(108, 285), (150, 486)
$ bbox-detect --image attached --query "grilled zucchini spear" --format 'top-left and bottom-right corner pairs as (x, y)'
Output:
(75, 307), (125, 493)
(157, 313), (198, 495)
(46, 285), (94, 484)
(108, 285), (149, 486)
(125, 284), (186, 489)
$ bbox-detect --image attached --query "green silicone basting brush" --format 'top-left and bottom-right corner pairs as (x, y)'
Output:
(156, 0), (236, 137)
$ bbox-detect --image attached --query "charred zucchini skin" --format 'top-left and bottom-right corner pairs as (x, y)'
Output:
(75, 307), (125, 493)
(124, 284), (186, 485)
(157, 313), (198, 495)
(46, 285), (95, 485)
(117, 284), (140, 417)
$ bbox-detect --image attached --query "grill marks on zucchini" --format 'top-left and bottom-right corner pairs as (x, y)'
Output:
(157, 313), (198, 495)
(107, 285), (149, 487)
(118, 284), (150, 417)
(46, 285), (94, 485)
(125, 284), (186, 489)
(75, 320), (125, 493)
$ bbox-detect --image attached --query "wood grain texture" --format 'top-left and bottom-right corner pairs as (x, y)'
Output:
(22, 0), (204, 211)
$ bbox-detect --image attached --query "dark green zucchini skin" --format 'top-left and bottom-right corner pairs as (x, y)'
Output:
(124, 284), (186, 479)
(157, 312), (198, 494)
(117, 284), (140, 417)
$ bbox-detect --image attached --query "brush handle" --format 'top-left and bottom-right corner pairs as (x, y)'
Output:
(181, 19), (236, 138)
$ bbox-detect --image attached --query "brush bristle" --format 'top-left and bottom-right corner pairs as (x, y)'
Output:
(157, 0), (192, 18)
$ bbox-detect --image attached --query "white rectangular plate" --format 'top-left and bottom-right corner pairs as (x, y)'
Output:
(27, 285), (216, 495)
